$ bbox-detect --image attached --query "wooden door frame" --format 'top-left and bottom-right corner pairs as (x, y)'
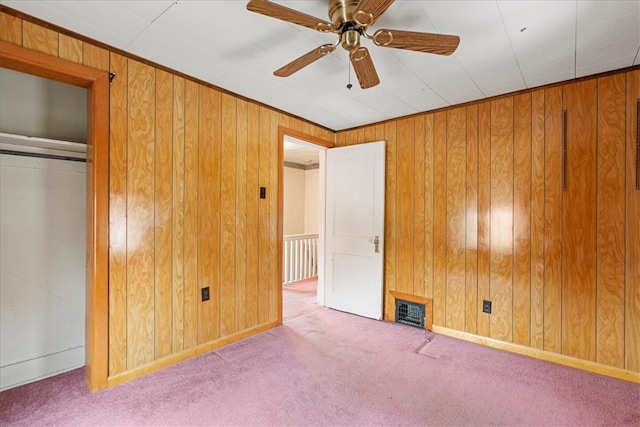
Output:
(0, 41), (109, 391)
(277, 126), (334, 323)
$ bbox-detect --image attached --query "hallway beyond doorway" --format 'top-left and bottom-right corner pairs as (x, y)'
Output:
(282, 277), (320, 322)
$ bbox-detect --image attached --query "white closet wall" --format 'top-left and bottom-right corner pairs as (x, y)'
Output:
(0, 136), (86, 391)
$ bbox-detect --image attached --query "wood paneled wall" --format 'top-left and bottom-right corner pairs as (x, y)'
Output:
(0, 10), (333, 382)
(106, 64), (330, 375)
(337, 69), (640, 375)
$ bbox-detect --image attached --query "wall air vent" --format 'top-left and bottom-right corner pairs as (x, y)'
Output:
(395, 299), (425, 329)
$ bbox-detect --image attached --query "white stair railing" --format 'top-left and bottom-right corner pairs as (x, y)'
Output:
(283, 234), (318, 284)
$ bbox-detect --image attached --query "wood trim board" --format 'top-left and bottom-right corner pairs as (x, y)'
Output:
(431, 325), (640, 384)
(0, 40), (110, 391)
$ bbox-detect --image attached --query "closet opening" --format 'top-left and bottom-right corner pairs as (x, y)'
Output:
(0, 41), (110, 391)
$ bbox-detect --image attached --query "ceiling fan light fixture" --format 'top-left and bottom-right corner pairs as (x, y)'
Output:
(341, 30), (361, 51)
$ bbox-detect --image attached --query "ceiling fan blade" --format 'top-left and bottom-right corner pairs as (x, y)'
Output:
(353, 0), (395, 27)
(247, 0), (335, 33)
(350, 47), (380, 89)
(274, 44), (336, 77)
(373, 29), (460, 55)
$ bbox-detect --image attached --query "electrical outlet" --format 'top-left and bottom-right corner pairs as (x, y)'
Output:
(260, 187), (266, 199)
(201, 287), (210, 302)
(482, 299), (492, 314)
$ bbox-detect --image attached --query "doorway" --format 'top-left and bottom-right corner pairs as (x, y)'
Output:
(282, 136), (323, 321)
(0, 41), (109, 391)
(278, 128), (332, 323)
(0, 68), (87, 391)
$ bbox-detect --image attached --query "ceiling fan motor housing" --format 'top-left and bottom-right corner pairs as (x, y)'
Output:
(328, 0), (360, 27)
(329, 0), (366, 52)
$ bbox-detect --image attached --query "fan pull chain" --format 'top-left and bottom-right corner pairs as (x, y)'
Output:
(346, 61), (353, 90)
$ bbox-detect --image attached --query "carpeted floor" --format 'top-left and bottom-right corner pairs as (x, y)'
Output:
(1, 280), (639, 426)
(283, 277), (321, 321)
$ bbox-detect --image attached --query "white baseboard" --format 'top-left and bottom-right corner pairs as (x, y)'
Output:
(1, 346), (84, 391)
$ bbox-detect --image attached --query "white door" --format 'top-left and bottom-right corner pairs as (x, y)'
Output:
(324, 141), (385, 319)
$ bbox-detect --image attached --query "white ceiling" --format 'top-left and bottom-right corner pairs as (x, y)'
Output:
(284, 135), (321, 165)
(2, 1), (639, 132)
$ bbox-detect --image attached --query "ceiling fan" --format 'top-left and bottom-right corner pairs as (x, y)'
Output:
(246, 0), (460, 89)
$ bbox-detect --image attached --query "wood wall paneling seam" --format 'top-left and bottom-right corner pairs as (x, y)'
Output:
(636, 98), (640, 190)
(562, 110), (567, 192)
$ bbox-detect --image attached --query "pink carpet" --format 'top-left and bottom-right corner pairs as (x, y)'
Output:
(1, 281), (639, 426)
(283, 277), (322, 321)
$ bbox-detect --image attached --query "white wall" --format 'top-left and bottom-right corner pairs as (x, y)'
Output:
(1, 153), (86, 391)
(0, 68), (86, 143)
(284, 165), (319, 236)
(284, 166), (306, 235)
(304, 168), (319, 234)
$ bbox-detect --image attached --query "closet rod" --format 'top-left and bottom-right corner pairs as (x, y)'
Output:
(0, 149), (86, 163)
